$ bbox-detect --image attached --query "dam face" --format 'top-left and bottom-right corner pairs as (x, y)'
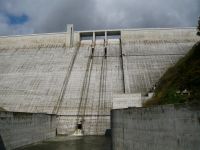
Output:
(0, 26), (199, 135)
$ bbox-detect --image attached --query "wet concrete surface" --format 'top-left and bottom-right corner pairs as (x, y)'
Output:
(17, 136), (111, 150)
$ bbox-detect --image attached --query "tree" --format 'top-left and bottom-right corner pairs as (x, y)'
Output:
(197, 17), (200, 36)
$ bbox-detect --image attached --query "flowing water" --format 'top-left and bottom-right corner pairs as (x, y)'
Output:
(17, 136), (111, 150)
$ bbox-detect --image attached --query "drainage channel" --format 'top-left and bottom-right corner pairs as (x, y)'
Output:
(75, 42), (95, 136)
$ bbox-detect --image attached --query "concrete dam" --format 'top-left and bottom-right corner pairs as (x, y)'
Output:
(0, 25), (199, 139)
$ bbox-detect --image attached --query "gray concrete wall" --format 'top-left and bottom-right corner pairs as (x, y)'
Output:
(57, 39), (122, 135)
(0, 111), (57, 150)
(111, 104), (200, 150)
(0, 28), (199, 136)
(121, 28), (199, 93)
(113, 94), (142, 109)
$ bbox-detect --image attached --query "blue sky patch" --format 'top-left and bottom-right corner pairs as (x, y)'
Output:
(7, 14), (29, 25)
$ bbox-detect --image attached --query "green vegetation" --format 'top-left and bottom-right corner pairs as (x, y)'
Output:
(197, 17), (200, 36)
(144, 42), (200, 106)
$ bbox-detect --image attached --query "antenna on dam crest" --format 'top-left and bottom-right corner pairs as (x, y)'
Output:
(67, 24), (74, 47)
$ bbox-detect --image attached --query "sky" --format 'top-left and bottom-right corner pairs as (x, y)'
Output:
(0, 0), (199, 36)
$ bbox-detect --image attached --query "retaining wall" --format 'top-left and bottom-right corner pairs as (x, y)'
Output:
(0, 28), (199, 136)
(0, 111), (57, 150)
(111, 104), (200, 150)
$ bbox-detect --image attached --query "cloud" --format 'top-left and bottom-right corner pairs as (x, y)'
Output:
(96, 0), (200, 28)
(0, 0), (199, 35)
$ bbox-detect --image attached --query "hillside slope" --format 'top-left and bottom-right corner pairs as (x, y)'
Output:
(144, 42), (200, 106)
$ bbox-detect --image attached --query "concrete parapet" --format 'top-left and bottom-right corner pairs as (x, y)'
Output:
(0, 31), (81, 50)
(111, 104), (200, 150)
(121, 28), (199, 43)
(0, 33), (67, 50)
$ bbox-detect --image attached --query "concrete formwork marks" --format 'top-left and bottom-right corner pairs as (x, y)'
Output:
(0, 47), (75, 114)
(0, 111), (56, 150)
(111, 104), (200, 150)
(0, 28), (199, 135)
